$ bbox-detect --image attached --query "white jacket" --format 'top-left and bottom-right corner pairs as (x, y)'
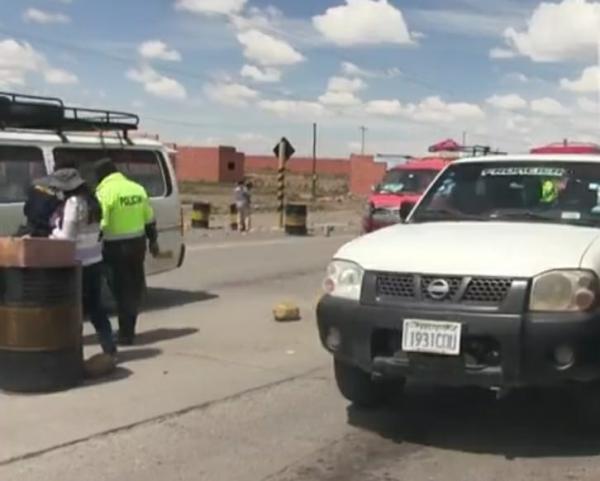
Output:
(50, 195), (103, 266)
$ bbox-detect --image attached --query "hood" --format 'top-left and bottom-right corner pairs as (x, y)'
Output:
(36, 168), (85, 192)
(336, 222), (600, 277)
(369, 193), (421, 209)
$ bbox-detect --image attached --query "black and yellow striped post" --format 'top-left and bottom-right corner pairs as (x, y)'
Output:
(191, 202), (211, 229)
(277, 139), (286, 228)
(0, 239), (83, 392)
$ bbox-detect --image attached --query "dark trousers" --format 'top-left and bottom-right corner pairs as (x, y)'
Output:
(103, 237), (147, 340)
(82, 262), (115, 354)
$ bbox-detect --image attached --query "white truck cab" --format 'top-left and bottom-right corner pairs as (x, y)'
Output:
(318, 153), (600, 419)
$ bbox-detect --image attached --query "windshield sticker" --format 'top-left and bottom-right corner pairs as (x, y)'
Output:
(561, 211), (582, 220)
(481, 167), (566, 177)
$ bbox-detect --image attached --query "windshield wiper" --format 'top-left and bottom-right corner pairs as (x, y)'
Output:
(412, 208), (487, 222)
(488, 210), (555, 222)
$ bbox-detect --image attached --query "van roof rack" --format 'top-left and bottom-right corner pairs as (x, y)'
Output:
(0, 92), (139, 143)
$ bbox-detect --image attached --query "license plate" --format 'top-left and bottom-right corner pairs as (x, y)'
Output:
(402, 319), (462, 356)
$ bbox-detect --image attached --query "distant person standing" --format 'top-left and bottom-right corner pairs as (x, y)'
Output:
(94, 158), (160, 345)
(234, 180), (251, 232)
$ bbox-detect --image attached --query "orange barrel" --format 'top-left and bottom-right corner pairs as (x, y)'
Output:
(0, 238), (83, 393)
(285, 204), (308, 236)
(230, 204), (238, 231)
(191, 202), (211, 229)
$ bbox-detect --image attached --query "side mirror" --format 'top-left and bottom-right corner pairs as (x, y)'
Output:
(399, 202), (414, 222)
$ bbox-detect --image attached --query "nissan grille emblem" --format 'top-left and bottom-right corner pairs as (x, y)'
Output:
(427, 279), (450, 300)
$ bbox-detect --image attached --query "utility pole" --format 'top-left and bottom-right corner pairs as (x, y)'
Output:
(359, 126), (367, 155)
(462, 131), (467, 146)
(311, 123), (317, 201)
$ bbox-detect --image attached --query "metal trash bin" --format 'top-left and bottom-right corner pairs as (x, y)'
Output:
(229, 204), (238, 231)
(191, 202), (211, 229)
(285, 204), (308, 236)
(0, 238), (83, 393)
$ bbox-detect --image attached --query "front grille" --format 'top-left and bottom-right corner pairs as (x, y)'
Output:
(376, 273), (414, 299)
(463, 278), (512, 304)
(374, 272), (513, 306)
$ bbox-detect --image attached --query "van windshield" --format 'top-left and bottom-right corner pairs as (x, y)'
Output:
(377, 169), (438, 194)
(0, 146), (46, 204)
(53, 148), (168, 197)
(411, 161), (600, 227)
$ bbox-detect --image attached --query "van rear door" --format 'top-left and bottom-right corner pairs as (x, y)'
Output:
(53, 147), (183, 275)
(0, 145), (47, 236)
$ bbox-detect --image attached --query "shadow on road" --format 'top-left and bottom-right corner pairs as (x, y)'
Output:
(133, 327), (199, 346)
(143, 287), (219, 312)
(82, 366), (133, 387)
(347, 385), (600, 459)
(117, 347), (163, 364)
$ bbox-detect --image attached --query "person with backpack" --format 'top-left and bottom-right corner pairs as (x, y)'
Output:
(21, 161), (117, 356)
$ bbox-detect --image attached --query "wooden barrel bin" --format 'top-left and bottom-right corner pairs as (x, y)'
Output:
(191, 202), (211, 229)
(230, 204), (238, 231)
(285, 204), (308, 236)
(0, 237), (83, 393)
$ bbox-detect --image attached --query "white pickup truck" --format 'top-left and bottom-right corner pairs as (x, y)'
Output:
(318, 153), (600, 420)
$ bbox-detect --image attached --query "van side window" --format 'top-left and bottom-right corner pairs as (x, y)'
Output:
(0, 146), (46, 204)
(53, 148), (168, 198)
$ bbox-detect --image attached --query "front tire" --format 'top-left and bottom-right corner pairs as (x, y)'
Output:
(334, 359), (403, 408)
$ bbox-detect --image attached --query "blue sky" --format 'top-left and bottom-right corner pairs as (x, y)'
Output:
(0, 0), (598, 156)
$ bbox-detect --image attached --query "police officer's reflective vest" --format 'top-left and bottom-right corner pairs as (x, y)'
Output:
(96, 172), (154, 242)
(541, 179), (559, 204)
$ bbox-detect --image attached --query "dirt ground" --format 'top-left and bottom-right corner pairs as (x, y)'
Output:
(179, 172), (361, 214)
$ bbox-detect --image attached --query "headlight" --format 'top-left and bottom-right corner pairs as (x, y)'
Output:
(530, 270), (598, 312)
(323, 260), (364, 301)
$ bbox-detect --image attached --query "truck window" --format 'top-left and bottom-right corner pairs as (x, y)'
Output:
(53, 148), (168, 198)
(0, 146), (46, 203)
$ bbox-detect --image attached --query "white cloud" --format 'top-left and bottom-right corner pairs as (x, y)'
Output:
(365, 99), (403, 116)
(174, 0), (247, 16)
(504, 72), (529, 83)
(127, 65), (187, 100)
(240, 64), (281, 83)
(139, 40), (182, 62)
(204, 82), (258, 106)
(258, 99), (326, 118)
(236, 29), (304, 67)
(319, 91), (361, 107)
(327, 76), (366, 93)
(23, 8), (70, 24)
(0, 38), (77, 89)
(486, 94), (527, 110)
(365, 96), (485, 123)
(44, 67), (78, 85)
(578, 97), (598, 114)
(340, 61), (400, 79)
(502, 0), (600, 62)
(313, 0), (413, 47)
(560, 66), (600, 93)
(530, 97), (569, 116)
(489, 48), (516, 59)
(406, 96), (485, 123)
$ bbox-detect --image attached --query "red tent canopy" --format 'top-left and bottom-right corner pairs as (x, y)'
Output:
(530, 141), (600, 154)
(428, 138), (462, 152)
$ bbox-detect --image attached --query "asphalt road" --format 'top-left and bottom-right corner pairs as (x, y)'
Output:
(4, 231), (600, 481)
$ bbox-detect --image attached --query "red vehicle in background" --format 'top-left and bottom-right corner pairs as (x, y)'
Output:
(362, 156), (451, 233)
(530, 140), (600, 154)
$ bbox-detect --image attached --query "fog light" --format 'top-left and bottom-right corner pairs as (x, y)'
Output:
(326, 327), (341, 351)
(554, 345), (575, 370)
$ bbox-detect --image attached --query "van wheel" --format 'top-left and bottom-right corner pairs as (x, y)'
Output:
(333, 359), (403, 408)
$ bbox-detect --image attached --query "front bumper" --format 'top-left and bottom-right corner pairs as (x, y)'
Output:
(317, 295), (600, 388)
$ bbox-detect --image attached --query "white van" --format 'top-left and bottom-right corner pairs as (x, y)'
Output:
(0, 96), (185, 275)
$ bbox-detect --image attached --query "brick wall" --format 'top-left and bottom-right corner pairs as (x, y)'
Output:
(175, 146), (244, 183)
(350, 154), (386, 196)
(245, 155), (351, 176)
(218, 147), (245, 183)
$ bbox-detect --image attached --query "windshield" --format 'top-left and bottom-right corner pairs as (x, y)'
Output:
(376, 169), (438, 194)
(411, 161), (600, 227)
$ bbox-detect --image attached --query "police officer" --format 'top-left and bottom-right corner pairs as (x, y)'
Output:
(94, 158), (159, 345)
